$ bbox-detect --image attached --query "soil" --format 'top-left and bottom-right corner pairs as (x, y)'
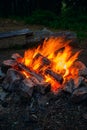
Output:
(0, 19), (87, 130)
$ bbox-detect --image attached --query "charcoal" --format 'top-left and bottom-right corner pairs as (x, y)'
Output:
(2, 68), (24, 92)
(63, 78), (75, 93)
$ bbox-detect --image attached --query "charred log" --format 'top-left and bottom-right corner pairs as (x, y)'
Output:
(45, 69), (63, 84)
(17, 63), (44, 82)
(34, 53), (51, 66)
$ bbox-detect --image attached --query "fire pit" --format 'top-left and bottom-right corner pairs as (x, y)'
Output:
(0, 36), (87, 130)
(0, 36), (87, 103)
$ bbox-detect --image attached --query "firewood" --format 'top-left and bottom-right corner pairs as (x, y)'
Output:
(1, 59), (17, 73)
(17, 63), (44, 82)
(2, 68), (24, 91)
(34, 53), (51, 65)
(45, 69), (63, 84)
(3, 59), (17, 67)
(11, 53), (23, 62)
(19, 78), (34, 97)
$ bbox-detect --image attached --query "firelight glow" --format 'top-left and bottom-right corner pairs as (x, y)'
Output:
(20, 37), (80, 93)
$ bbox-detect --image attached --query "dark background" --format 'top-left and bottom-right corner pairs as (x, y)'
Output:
(0, 0), (87, 17)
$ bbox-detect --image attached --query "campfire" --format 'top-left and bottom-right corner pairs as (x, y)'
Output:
(0, 37), (87, 103)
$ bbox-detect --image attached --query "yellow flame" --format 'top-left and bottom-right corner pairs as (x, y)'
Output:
(22, 37), (80, 92)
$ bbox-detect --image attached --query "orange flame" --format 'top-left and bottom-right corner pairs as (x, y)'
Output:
(22, 37), (80, 93)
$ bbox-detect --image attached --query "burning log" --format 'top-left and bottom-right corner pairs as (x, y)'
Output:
(11, 53), (22, 60)
(45, 69), (63, 84)
(11, 53), (23, 62)
(17, 63), (44, 82)
(34, 53), (51, 66)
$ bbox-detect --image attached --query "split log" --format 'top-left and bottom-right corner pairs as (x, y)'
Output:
(32, 53), (52, 72)
(2, 68), (24, 92)
(34, 53), (51, 66)
(19, 78), (34, 97)
(17, 63), (44, 82)
(29, 76), (50, 94)
(1, 59), (18, 73)
(11, 53), (23, 63)
(3, 59), (17, 67)
(45, 69), (63, 84)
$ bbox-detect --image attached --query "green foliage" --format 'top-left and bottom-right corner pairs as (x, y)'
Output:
(1, 8), (86, 41)
(23, 9), (87, 40)
(24, 10), (58, 26)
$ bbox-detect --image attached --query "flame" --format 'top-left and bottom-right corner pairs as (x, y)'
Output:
(22, 37), (80, 93)
(21, 70), (30, 78)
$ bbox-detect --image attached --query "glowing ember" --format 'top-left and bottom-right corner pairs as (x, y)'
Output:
(20, 37), (80, 93)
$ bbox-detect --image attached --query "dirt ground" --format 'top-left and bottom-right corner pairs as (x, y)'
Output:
(0, 19), (87, 130)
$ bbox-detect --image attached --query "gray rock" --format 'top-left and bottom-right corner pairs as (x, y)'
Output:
(19, 78), (34, 98)
(79, 68), (87, 77)
(73, 76), (84, 88)
(71, 85), (87, 103)
(63, 78), (75, 93)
